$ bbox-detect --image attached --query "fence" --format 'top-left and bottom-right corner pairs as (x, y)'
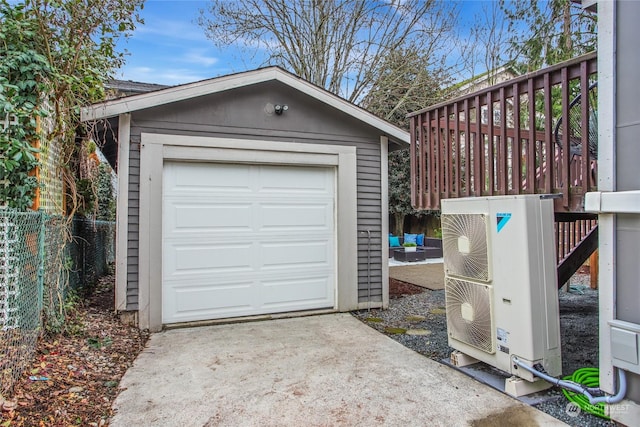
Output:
(408, 52), (597, 212)
(0, 209), (115, 394)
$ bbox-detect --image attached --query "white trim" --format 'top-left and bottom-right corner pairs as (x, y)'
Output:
(162, 145), (339, 166)
(138, 133), (358, 331)
(336, 148), (359, 311)
(151, 133), (353, 155)
(80, 68), (409, 145)
(115, 113), (130, 311)
(137, 141), (162, 330)
(380, 136), (390, 309)
(585, 190), (640, 214)
(607, 399), (640, 425)
(598, 0), (617, 394)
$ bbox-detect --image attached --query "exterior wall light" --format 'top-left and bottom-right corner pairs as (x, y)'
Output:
(274, 104), (288, 115)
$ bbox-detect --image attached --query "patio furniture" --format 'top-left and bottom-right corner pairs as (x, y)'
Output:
(393, 248), (428, 262)
(389, 236), (443, 258)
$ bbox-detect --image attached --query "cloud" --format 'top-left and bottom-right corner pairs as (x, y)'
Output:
(135, 19), (207, 43)
(116, 66), (211, 85)
(133, 0), (209, 43)
(183, 49), (219, 67)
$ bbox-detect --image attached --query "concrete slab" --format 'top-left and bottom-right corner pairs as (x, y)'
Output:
(111, 314), (566, 426)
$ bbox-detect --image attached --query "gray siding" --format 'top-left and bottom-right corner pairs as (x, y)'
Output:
(614, 0), (640, 402)
(124, 80), (386, 310)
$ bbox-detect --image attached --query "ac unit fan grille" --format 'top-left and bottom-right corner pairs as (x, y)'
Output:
(442, 213), (490, 282)
(445, 277), (495, 354)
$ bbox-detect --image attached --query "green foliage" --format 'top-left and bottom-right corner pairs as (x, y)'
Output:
(97, 163), (115, 220)
(402, 242), (417, 247)
(361, 47), (449, 129)
(45, 286), (83, 336)
(501, 0), (597, 70)
(433, 228), (442, 239)
(75, 178), (95, 216)
(0, 0), (143, 213)
(388, 149), (412, 214)
(87, 335), (112, 349)
(0, 1), (51, 210)
(360, 48), (448, 233)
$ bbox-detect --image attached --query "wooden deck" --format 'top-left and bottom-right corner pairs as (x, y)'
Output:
(407, 53), (597, 212)
(407, 53), (599, 286)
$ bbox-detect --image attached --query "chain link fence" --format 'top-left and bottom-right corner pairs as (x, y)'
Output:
(0, 209), (115, 394)
(0, 210), (42, 393)
(69, 219), (116, 289)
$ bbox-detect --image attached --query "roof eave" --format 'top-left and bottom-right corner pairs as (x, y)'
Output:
(81, 67), (409, 146)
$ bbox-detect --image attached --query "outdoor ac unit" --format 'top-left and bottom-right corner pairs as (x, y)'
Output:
(441, 195), (562, 395)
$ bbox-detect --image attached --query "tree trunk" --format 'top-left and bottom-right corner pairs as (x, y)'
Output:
(393, 213), (405, 236)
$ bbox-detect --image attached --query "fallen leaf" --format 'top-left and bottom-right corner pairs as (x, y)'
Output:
(2, 400), (17, 412)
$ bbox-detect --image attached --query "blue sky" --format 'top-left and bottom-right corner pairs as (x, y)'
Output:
(115, 0), (486, 86)
(115, 1), (229, 85)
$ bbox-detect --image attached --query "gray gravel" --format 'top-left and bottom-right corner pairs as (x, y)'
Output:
(353, 273), (614, 427)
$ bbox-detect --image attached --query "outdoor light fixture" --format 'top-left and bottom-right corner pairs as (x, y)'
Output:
(274, 104), (288, 115)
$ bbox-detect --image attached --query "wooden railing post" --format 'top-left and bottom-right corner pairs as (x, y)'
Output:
(408, 52), (597, 212)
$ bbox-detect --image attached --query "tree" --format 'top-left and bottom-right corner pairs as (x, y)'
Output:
(198, 0), (458, 104)
(458, 1), (510, 85)
(500, 0), (597, 71)
(199, 1), (458, 234)
(361, 47), (447, 128)
(360, 48), (447, 235)
(387, 149), (412, 235)
(0, 0), (143, 212)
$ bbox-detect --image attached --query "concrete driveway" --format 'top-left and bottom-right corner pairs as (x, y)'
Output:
(111, 314), (566, 426)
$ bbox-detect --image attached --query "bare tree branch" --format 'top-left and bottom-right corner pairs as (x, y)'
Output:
(198, 0), (458, 104)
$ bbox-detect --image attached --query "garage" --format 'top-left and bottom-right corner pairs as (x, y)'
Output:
(81, 67), (409, 331)
(162, 161), (336, 323)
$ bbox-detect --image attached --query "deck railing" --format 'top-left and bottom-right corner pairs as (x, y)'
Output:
(408, 52), (598, 212)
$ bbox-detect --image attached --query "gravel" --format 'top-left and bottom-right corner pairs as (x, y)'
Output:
(353, 273), (615, 427)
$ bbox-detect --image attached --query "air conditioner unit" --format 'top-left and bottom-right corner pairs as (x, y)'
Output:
(441, 195), (562, 396)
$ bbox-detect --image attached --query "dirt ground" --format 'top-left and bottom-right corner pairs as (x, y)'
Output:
(0, 276), (148, 426)
(389, 277), (426, 298)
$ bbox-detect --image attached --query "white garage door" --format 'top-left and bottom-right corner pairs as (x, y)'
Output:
(162, 162), (336, 324)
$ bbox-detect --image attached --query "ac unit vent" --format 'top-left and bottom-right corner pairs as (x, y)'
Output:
(442, 213), (490, 282)
(445, 277), (495, 354)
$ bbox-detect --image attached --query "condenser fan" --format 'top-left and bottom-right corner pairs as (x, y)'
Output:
(445, 277), (495, 354)
(441, 213), (490, 282)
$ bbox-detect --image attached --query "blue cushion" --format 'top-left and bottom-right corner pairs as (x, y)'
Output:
(416, 233), (425, 246)
(389, 236), (401, 247)
(404, 233), (418, 245)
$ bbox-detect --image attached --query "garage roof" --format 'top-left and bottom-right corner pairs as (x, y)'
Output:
(81, 67), (409, 146)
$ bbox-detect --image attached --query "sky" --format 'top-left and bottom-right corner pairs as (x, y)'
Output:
(115, 0), (486, 86)
(115, 0), (229, 85)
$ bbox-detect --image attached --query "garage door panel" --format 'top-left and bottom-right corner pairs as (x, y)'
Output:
(261, 241), (331, 269)
(164, 243), (254, 276)
(166, 162), (252, 193)
(261, 276), (333, 308)
(258, 166), (332, 194)
(167, 203), (253, 231)
(260, 204), (333, 230)
(166, 281), (256, 321)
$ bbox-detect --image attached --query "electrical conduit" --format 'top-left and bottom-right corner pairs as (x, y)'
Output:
(512, 357), (627, 405)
